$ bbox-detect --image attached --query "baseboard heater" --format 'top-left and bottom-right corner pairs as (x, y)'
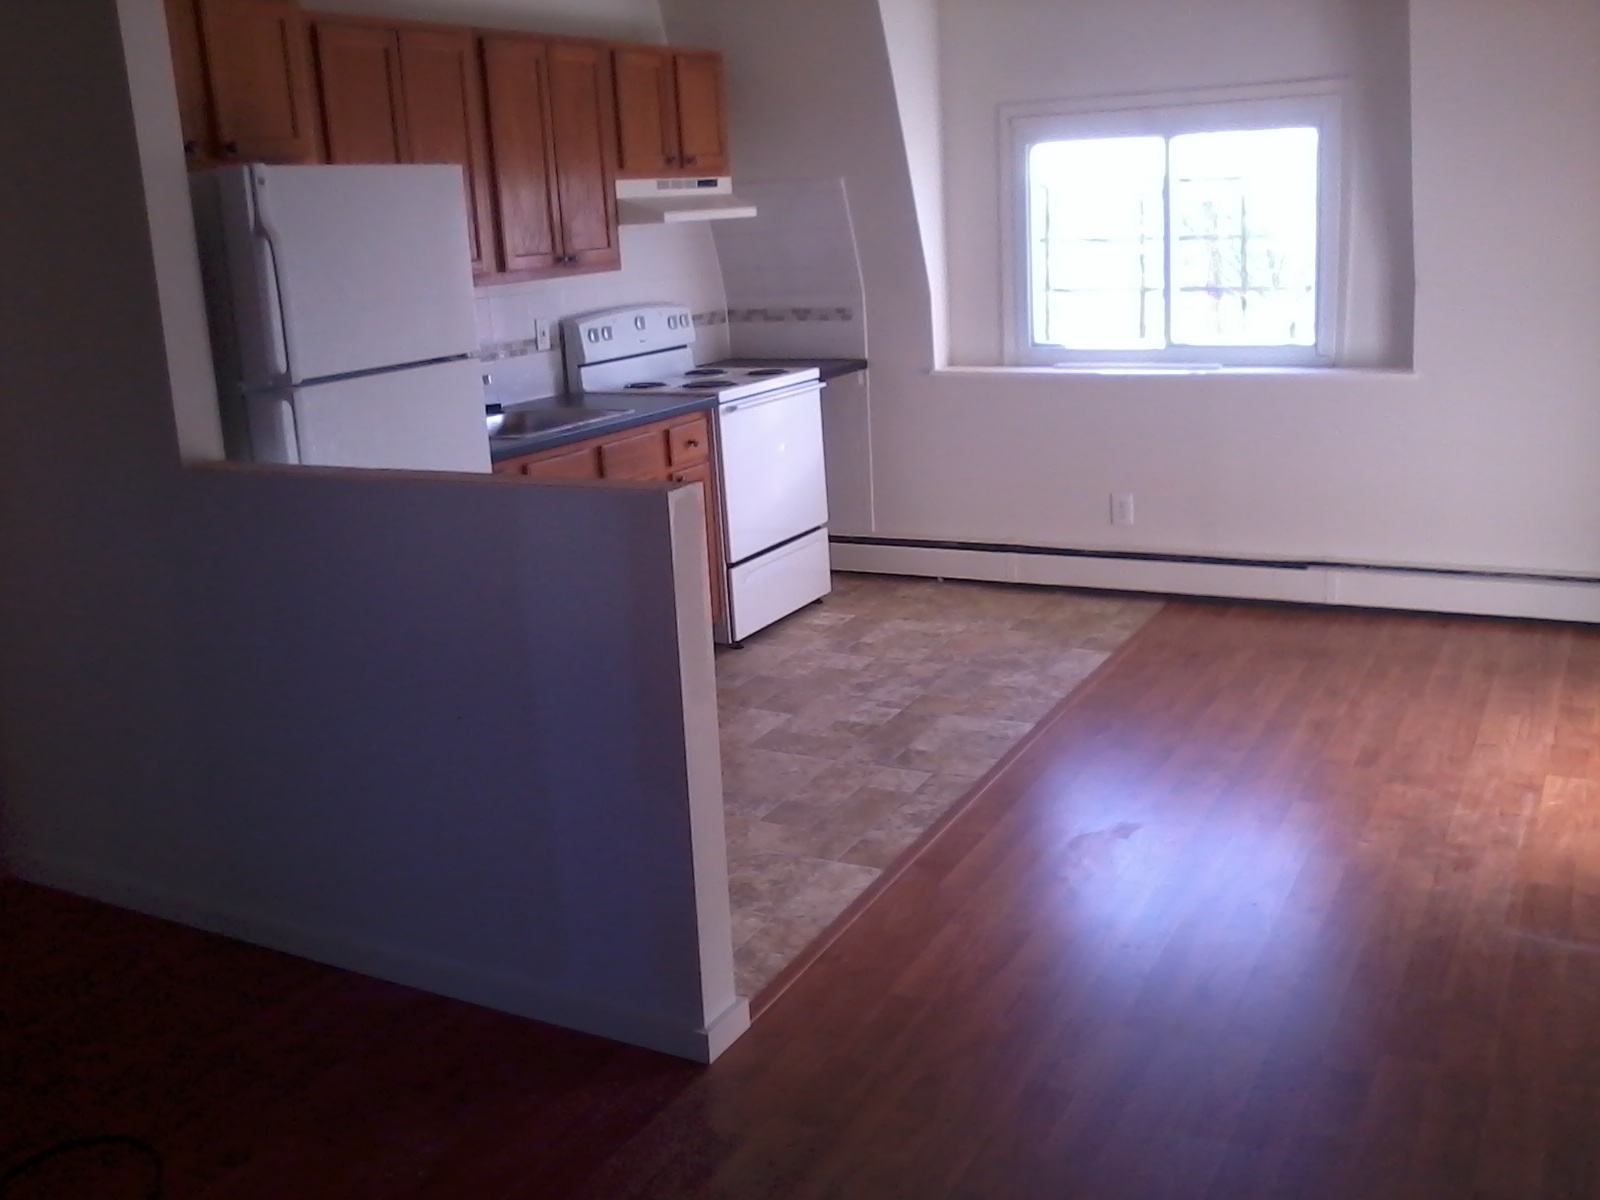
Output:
(827, 535), (1600, 624)
(830, 535), (1600, 585)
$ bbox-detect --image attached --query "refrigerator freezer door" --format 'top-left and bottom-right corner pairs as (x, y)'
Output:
(268, 357), (490, 472)
(244, 164), (478, 385)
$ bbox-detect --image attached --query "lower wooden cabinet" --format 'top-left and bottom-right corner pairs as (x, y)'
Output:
(598, 426), (671, 479)
(492, 413), (725, 626)
(495, 442), (600, 480)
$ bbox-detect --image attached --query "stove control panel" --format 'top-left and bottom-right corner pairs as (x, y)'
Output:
(562, 304), (697, 367)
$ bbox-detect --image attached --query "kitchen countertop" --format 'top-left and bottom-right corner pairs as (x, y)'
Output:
(487, 392), (716, 462)
(487, 357), (868, 463)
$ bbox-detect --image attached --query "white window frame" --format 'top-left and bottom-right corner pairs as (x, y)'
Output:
(1002, 81), (1345, 369)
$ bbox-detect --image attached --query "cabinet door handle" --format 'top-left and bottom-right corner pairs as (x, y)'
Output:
(223, 141), (240, 157)
(684, 438), (700, 448)
(683, 155), (697, 166)
(183, 139), (201, 157)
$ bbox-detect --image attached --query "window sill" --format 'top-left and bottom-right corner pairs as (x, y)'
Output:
(933, 364), (1416, 379)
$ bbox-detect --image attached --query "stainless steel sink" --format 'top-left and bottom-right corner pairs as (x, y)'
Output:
(487, 406), (633, 440)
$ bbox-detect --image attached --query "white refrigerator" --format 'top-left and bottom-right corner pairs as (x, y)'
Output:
(191, 163), (491, 473)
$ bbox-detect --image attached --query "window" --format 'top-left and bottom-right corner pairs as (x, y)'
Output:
(1006, 86), (1341, 367)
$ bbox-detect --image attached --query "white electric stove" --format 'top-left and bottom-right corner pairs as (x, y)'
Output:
(561, 304), (832, 644)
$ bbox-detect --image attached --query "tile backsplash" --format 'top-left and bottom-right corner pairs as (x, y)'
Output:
(475, 222), (730, 404)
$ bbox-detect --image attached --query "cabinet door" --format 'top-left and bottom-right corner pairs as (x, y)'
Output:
(398, 28), (497, 276)
(599, 426), (671, 480)
(671, 51), (728, 176)
(668, 417), (710, 467)
(196, 0), (318, 163)
(312, 21), (406, 165)
(513, 445), (602, 480)
(481, 35), (561, 274)
(670, 458), (727, 628)
(165, 0), (213, 163)
(612, 46), (678, 176)
(546, 41), (620, 272)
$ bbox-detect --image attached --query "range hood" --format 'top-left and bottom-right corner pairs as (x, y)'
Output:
(615, 177), (758, 224)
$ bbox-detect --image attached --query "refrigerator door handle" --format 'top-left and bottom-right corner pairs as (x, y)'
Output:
(251, 189), (296, 388)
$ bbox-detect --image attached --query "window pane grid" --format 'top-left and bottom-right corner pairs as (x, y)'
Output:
(1026, 124), (1320, 357)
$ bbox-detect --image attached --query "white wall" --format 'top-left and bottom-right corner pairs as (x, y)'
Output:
(667, 0), (1600, 599)
(0, 0), (746, 1062)
(661, 0), (935, 374)
(660, 0), (937, 537)
(878, 0), (947, 364)
(941, 0), (1415, 368)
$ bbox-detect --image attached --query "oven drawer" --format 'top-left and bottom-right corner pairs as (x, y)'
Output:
(727, 528), (832, 642)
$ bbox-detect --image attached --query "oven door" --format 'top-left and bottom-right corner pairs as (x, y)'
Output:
(715, 382), (829, 564)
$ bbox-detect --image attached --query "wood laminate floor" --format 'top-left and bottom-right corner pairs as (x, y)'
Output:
(7, 597), (1600, 1198)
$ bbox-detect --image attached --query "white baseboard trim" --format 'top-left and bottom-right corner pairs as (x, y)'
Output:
(10, 853), (750, 1064)
(829, 541), (1600, 624)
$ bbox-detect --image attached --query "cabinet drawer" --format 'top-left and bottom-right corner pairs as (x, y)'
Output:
(599, 427), (670, 479)
(668, 418), (710, 467)
(495, 443), (601, 479)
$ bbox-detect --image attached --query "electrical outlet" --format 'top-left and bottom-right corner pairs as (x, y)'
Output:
(534, 318), (553, 353)
(1111, 493), (1136, 526)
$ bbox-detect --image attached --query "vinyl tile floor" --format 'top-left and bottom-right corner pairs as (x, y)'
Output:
(716, 572), (1163, 998)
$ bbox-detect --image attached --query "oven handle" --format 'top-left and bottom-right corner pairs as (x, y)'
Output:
(719, 381), (823, 414)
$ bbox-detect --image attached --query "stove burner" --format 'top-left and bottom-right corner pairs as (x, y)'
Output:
(684, 367), (727, 377)
(624, 381), (666, 389)
(746, 367), (790, 376)
(684, 380), (727, 390)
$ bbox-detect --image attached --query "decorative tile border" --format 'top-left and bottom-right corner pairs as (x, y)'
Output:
(477, 337), (543, 361)
(727, 306), (856, 323)
(479, 304), (853, 357)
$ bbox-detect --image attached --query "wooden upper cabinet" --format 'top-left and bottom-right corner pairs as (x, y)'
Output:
(545, 40), (620, 270)
(398, 29), (497, 275)
(481, 34), (618, 279)
(481, 35), (560, 274)
(612, 45), (728, 178)
(192, 0), (319, 164)
(312, 21), (406, 164)
(311, 17), (496, 274)
(612, 47), (678, 176)
(670, 51), (728, 175)
(165, 0), (213, 159)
